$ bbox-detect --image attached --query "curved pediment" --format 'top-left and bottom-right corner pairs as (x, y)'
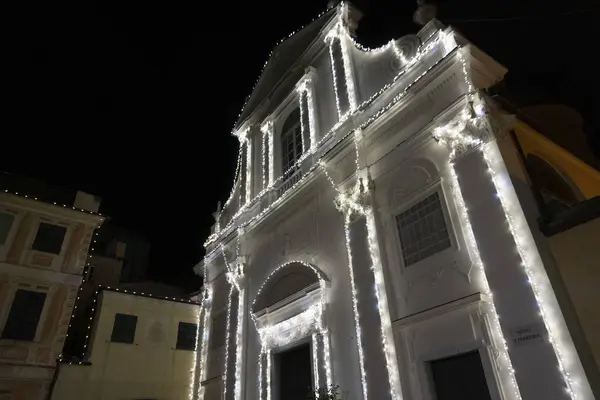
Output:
(252, 262), (323, 313)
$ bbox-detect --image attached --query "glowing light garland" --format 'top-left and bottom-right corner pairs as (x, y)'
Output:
(342, 213), (369, 399)
(189, 291), (207, 400)
(483, 143), (588, 399)
(204, 30), (445, 249)
(431, 41), (592, 399)
(250, 261), (331, 400)
(222, 286), (234, 400)
(197, 287), (213, 400)
(200, 5), (594, 400)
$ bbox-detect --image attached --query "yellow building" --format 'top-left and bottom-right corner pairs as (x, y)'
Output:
(50, 287), (201, 400)
(0, 183), (104, 400)
(494, 99), (600, 394)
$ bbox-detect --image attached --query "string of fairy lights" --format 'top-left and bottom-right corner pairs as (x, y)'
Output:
(196, 2), (591, 400)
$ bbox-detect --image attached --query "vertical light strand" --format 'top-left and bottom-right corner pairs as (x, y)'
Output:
(306, 85), (317, 150)
(197, 287), (213, 400)
(337, 26), (357, 112)
(258, 351), (263, 400)
(245, 138), (253, 204)
(327, 37), (343, 118)
(312, 333), (320, 391)
(188, 297), (204, 400)
(222, 286), (235, 400)
(322, 330), (332, 389)
(343, 213), (369, 400)
(298, 90), (308, 153)
(446, 162), (522, 400)
(266, 349), (272, 400)
(234, 289), (245, 400)
(365, 208), (402, 400)
(482, 143), (587, 399)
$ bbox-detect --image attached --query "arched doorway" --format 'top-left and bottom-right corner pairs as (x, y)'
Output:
(252, 262), (331, 400)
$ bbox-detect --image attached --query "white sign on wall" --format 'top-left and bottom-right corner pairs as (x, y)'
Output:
(510, 322), (544, 347)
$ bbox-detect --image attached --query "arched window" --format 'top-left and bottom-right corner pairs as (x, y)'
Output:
(527, 154), (581, 213)
(281, 108), (303, 178)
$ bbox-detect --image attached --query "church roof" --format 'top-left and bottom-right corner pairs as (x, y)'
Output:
(233, 6), (338, 131)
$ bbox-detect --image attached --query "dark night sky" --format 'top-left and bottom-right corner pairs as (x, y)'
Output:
(5, 0), (599, 288)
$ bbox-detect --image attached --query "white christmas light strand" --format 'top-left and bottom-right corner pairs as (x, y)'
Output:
(365, 208), (402, 399)
(298, 90), (308, 152)
(224, 146), (244, 209)
(234, 289), (245, 400)
(312, 333), (320, 389)
(188, 291), (207, 400)
(222, 286), (234, 400)
(205, 31), (448, 249)
(483, 144), (585, 399)
(250, 261), (331, 399)
(327, 40), (344, 119)
(342, 213), (369, 400)
(231, 3), (338, 134)
(197, 287), (213, 400)
(445, 156), (522, 400)
(245, 138), (253, 205)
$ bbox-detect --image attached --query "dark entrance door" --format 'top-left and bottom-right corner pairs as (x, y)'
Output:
(430, 351), (492, 400)
(277, 343), (313, 400)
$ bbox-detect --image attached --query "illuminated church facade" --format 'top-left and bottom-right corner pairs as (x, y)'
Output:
(195, 3), (596, 400)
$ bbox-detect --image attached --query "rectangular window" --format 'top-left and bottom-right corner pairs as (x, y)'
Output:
(1, 289), (47, 341)
(110, 313), (137, 344)
(0, 212), (15, 245)
(429, 351), (492, 400)
(32, 222), (67, 254)
(395, 192), (451, 267)
(331, 39), (349, 115)
(176, 321), (198, 350)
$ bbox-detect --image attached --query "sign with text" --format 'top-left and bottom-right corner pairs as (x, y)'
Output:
(510, 322), (545, 347)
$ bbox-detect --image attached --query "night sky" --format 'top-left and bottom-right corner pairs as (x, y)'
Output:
(6, 0), (599, 288)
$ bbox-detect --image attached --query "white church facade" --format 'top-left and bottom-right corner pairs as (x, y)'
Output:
(194, 3), (595, 400)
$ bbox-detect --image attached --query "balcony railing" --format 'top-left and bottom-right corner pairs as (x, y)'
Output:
(277, 167), (303, 198)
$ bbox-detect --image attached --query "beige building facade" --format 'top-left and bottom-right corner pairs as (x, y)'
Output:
(51, 288), (201, 400)
(0, 190), (104, 400)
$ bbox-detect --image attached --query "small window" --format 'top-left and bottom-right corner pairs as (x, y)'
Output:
(176, 321), (198, 350)
(110, 313), (137, 344)
(1, 289), (47, 341)
(331, 39), (349, 115)
(0, 212), (15, 245)
(429, 351), (492, 400)
(281, 108), (303, 178)
(32, 222), (67, 254)
(395, 192), (451, 267)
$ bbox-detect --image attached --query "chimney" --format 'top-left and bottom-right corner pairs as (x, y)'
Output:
(74, 191), (101, 213)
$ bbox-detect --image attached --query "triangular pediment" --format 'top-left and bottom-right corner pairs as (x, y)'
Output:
(233, 6), (339, 131)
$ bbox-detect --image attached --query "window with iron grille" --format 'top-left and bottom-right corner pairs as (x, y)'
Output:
(176, 321), (198, 350)
(281, 108), (303, 180)
(110, 313), (137, 344)
(395, 192), (451, 267)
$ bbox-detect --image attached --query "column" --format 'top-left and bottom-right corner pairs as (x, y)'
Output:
(344, 211), (393, 399)
(453, 143), (580, 400)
